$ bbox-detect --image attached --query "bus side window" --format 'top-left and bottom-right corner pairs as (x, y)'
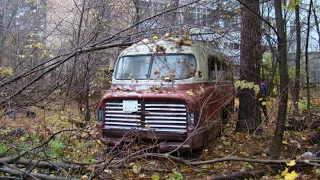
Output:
(216, 61), (221, 79)
(208, 56), (216, 80)
(225, 65), (232, 81)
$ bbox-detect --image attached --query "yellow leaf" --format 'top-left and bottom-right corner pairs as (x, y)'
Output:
(154, 67), (160, 75)
(26, 0), (36, 4)
(152, 35), (158, 41)
(284, 170), (299, 180)
(34, 42), (43, 48)
(187, 90), (194, 96)
(236, 9), (241, 15)
(184, 40), (192, 46)
(6, 68), (13, 75)
(281, 168), (289, 176)
(81, 175), (89, 180)
(288, 0), (299, 9)
(166, 2), (171, 8)
(282, 140), (288, 145)
(151, 173), (160, 180)
(286, 160), (296, 167)
(132, 164), (141, 174)
(146, 124), (151, 129)
(261, 101), (267, 106)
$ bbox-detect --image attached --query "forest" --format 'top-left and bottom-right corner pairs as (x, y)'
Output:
(0, 0), (319, 179)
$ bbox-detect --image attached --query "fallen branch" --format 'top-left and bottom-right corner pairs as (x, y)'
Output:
(142, 153), (320, 166)
(0, 167), (79, 180)
(0, 157), (83, 171)
(188, 157), (320, 166)
(212, 168), (268, 180)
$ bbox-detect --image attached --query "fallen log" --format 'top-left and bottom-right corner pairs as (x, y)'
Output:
(0, 167), (79, 180)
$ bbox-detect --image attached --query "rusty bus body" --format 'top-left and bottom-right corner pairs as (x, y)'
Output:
(97, 38), (234, 153)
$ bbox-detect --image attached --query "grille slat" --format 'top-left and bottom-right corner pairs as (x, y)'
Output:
(145, 120), (186, 124)
(106, 118), (141, 122)
(106, 114), (140, 118)
(105, 110), (141, 114)
(104, 100), (187, 133)
(145, 107), (186, 111)
(148, 112), (186, 116)
(106, 122), (142, 126)
(145, 104), (185, 107)
(106, 126), (139, 129)
(148, 124), (186, 128)
(145, 116), (186, 120)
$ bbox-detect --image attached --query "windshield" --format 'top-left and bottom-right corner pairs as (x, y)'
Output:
(114, 54), (196, 80)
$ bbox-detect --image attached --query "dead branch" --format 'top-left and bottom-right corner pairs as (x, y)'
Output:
(0, 167), (79, 180)
(212, 168), (268, 180)
(141, 153), (320, 167)
(188, 157), (320, 166)
(0, 176), (21, 180)
(0, 157), (82, 171)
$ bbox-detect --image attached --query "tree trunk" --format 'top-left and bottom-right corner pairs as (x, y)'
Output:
(263, 30), (278, 97)
(133, 0), (140, 32)
(0, 6), (3, 67)
(269, 0), (289, 159)
(312, 3), (320, 50)
(171, 0), (179, 27)
(85, 53), (91, 122)
(304, 0), (312, 128)
(292, 0), (301, 116)
(236, 0), (262, 133)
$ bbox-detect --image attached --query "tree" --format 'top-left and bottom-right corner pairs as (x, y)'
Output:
(269, 0), (289, 158)
(304, 0), (313, 128)
(236, 0), (262, 133)
(292, 0), (301, 116)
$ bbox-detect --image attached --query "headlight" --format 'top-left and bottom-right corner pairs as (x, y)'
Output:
(187, 112), (194, 128)
(98, 109), (105, 121)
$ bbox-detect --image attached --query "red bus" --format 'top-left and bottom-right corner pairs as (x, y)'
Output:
(97, 38), (234, 153)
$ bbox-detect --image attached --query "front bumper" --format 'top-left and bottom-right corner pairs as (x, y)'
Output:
(98, 127), (204, 153)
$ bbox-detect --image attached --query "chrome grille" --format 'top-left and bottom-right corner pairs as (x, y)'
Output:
(144, 103), (187, 133)
(104, 101), (187, 133)
(105, 102), (142, 129)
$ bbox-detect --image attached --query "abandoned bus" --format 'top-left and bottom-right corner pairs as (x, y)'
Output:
(97, 38), (234, 153)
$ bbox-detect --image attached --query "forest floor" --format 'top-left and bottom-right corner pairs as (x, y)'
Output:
(0, 98), (319, 179)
